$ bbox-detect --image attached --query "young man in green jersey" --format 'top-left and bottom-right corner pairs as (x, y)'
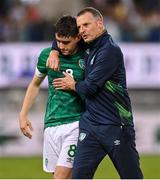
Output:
(19, 16), (85, 179)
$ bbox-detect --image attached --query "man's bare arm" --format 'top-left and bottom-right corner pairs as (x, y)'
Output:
(19, 75), (45, 139)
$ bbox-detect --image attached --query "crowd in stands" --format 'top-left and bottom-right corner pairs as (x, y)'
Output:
(86, 0), (160, 42)
(0, 0), (160, 42)
(0, 0), (54, 42)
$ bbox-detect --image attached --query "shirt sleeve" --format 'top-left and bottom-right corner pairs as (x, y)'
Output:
(35, 67), (46, 78)
(75, 46), (121, 97)
(36, 48), (49, 75)
(51, 39), (60, 51)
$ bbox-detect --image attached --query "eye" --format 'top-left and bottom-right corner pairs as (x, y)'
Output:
(84, 23), (89, 27)
(63, 41), (69, 45)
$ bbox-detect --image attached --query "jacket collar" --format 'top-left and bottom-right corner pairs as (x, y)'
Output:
(88, 30), (109, 48)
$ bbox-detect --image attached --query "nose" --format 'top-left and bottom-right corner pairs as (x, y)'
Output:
(58, 42), (65, 50)
(79, 26), (85, 34)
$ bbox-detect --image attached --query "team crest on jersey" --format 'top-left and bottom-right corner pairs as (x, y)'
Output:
(79, 132), (86, 141)
(78, 59), (85, 70)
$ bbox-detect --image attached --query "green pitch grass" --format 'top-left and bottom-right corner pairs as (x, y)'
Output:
(0, 155), (160, 179)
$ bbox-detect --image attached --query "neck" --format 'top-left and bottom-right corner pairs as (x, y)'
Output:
(70, 46), (79, 55)
(96, 28), (106, 37)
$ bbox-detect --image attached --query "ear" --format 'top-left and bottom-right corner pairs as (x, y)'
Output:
(97, 18), (104, 28)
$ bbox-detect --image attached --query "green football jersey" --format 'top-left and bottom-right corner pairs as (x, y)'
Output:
(36, 47), (85, 128)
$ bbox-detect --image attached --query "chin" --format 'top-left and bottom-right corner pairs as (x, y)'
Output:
(84, 39), (90, 43)
(85, 39), (92, 43)
(83, 37), (93, 43)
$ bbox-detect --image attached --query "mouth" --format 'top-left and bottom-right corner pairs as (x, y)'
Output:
(82, 34), (88, 40)
(61, 50), (67, 53)
(82, 36), (90, 42)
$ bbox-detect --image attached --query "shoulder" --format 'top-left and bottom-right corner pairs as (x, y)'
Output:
(100, 35), (122, 56)
(37, 47), (51, 68)
(39, 47), (51, 59)
(95, 35), (123, 64)
(37, 48), (51, 74)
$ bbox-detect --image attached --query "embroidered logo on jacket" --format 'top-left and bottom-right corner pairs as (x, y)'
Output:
(114, 139), (120, 146)
(79, 132), (86, 142)
(85, 49), (90, 54)
(90, 55), (96, 65)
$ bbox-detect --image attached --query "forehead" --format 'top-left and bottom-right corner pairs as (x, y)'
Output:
(76, 12), (96, 24)
(55, 34), (74, 41)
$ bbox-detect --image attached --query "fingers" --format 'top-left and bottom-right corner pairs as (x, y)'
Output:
(46, 57), (60, 71)
(23, 130), (32, 139)
(46, 57), (54, 69)
(19, 119), (33, 139)
(46, 50), (60, 70)
(53, 78), (63, 83)
(53, 79), (65, 89)
(28, 121), (33, 131)
(54, 58), (60, 71)
(21, 127), (32, 139)
(52, 72), (75, 90)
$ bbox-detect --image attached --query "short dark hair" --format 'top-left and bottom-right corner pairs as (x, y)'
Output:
(55, 16), (79, 37)
(77, 7), (103, 19)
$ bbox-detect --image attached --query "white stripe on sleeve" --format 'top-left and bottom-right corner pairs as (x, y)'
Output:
(35, 67), (46, 78)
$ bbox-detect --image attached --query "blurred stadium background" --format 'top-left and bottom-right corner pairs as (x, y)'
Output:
(0, 0), (160, 179)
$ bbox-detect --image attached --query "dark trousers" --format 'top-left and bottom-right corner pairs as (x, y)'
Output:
(72, 124), (143, 179)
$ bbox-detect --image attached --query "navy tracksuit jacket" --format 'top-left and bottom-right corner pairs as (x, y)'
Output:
(75, 31), (133, 127)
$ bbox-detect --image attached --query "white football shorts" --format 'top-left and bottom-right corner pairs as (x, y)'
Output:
(43, 121), (79, 172)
